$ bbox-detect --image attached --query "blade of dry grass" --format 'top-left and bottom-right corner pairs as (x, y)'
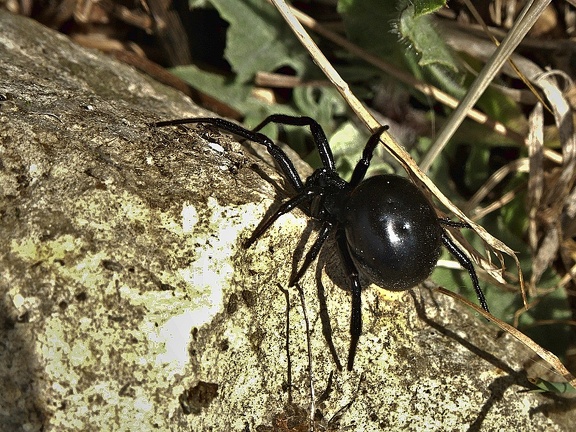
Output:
(419, 0), (552, 172)
(461, 0), (552, 113)
(537, 71), (576, 206)
(463, 158), (529, 216)
(437, 287), (576, 389)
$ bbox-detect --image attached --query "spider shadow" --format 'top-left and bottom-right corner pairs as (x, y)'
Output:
(409, 289), (573, 432)
(246, 163), (292, 201)
(246, 163), (344, 368)
(314, 240), (346, 371)
(281, 215), (345, 371)
(0, 299), (45, 429)
(277, 283), (294, 403)
(316, 236), (381, 372)
(290, 226), (371, 373)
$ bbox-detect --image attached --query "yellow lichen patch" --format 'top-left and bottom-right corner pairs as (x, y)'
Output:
(10, 234), (83, 264)
(73, 189), (152, 237)
(39, 319), (81, 386)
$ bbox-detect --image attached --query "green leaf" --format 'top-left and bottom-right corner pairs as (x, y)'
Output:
(531, 379), (576, 395)
(200, 0), (310, 83)
(413, 0), (447, 17)
(398, 4), (458, 71)
(338, 1), (464, 96)
(171, 64), (251, 108)
(338, 0), (458, 70)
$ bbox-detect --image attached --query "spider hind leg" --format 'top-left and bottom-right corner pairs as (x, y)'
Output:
(440, 230), (490, 313)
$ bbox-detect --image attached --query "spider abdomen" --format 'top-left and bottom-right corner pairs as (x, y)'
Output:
(342, 175), (443, 291)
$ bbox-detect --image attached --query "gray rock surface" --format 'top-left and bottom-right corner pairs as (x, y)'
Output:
(1, 9), (574, 432)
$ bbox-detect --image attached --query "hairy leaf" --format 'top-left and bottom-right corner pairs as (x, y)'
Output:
(398, 4), (458, 71)
(413, 0), (447, 17)
(339, 0), (463, 96)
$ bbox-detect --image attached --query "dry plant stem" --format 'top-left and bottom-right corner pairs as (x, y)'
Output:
(525, 73), (576, 289)
(560, 264), (576, 290)
(537, 72), (576, 207)
(461, 0), (551, 113)
(288, 5), (523, 145)
(255, 71), (330, 88)
(437, 287), (576, 388)
(470, 184), (525, 220)
(270, 0), (525, 300)
(419, 0), (552, 172)
(527, 103), (545, 293)
(464, 158), (529, 214)
(269, 1), (374, 130)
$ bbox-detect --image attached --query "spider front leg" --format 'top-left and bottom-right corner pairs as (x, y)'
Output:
(349, 125), (389, 188)
(150, 117), (305, 192)
(251, 114), (337, 171)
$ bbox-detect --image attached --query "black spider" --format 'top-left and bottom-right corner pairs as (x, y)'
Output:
(151, 114), (490, 371)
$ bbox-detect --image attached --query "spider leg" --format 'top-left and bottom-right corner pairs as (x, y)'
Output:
(151, 117), (304, 192)
(288, 221), (333, 286)
(245, 189), (319, 248)
(335, 228), (363, 371)
(251, 114), (336, 171)
(349, 125), (389, 188)
(440, 231), (490, 313)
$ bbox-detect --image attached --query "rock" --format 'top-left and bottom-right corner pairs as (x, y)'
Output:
(0, 9), (574, 432)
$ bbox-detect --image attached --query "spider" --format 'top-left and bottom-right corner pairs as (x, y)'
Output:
(151, 114), (490, 371)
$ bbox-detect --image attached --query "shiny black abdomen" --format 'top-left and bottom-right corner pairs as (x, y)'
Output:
(342, 175), (443, 291)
